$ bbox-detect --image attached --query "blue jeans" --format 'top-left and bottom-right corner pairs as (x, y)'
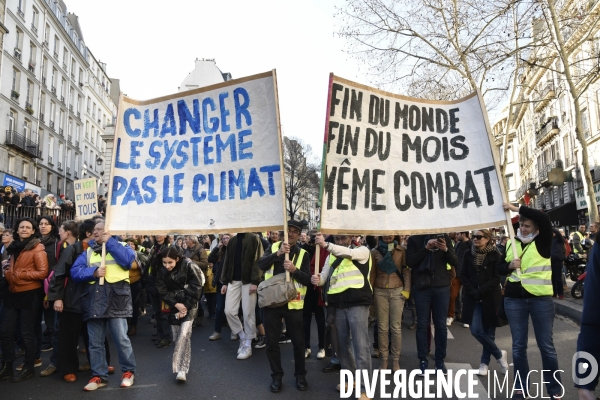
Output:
(214, 282), (226, 333)
(336, 305), (372, 393)
(87, 318), (136, 380)
(470, 303), (501, 365)
(504, 296), (562, 396)
(413, 285), (450, 363)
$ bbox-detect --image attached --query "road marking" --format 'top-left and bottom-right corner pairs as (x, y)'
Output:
(430, 323), (454, 339)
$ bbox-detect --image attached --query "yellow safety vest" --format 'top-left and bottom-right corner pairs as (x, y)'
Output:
(327, 253), (372, 294)
(505, 240), (553, 296)
(264, 241), (307, 310)
(87, 242), (130, 284)
(572, 231), (585, 253)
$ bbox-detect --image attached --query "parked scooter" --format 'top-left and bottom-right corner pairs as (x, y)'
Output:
(571, 271), (586, 299)
(565, 253), (587, 281)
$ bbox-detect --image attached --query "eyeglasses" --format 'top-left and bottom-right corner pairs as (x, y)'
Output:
(472, 235), (486, 240)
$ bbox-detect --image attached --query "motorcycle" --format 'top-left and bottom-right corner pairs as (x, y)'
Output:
(565, 253), (587, 281)
(570, 271), (586, 299)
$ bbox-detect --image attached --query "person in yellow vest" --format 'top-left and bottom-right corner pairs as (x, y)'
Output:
(499, 203), (562, 400)
(70, 220), (137, 391)
(313, 232), (373, 400)
(572, 224), (588, 256)
(258, 220), (311, 393)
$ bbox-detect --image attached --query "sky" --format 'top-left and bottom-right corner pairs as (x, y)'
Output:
(63, 0), (366, 157)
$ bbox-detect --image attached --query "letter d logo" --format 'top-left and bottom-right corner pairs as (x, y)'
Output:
(572, 351), (598, 386)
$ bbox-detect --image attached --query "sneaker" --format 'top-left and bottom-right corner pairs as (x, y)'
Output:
(558, 294), (565, 300)
(305, 348), (311, 358)
(120, 371), (135, 387)
(157, 339), (172, 348)
(176, 371), (186, 382)
(477, 363), (488, 376)
(41, 343), (53, 352)
(237, 345), (252, 360)
(149, 318), (156, 324)
(317, 348), (326, 359)
(40, 364), (57, 377)
(14, 348), (25, 358)
(279, 334), (291, 344)
(16, 359), (42, 371)
(237, 339), (245, 354)
(418, 360), (428, 376)
(209, 332), (221, 341)
(435, 362), (448, 375)
(230, 333), (239, 341)
(498, 350), (509, 374)
(446, 317), (454, 326)
(254, 335), (266, 349)
(84, 376), (108, 391)
(463, 323), (469, 328)
(78, 362), (91, 372)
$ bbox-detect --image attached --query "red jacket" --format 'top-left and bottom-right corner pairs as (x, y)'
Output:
(309, 246), (330, 307)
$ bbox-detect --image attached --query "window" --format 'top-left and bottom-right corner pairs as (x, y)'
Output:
(61, 78), (65, 98)
(49, 101), (55, 123)
(41, 57), (47, 81)
(507, 145), (514, 163)
(15, 29), (22, 50)
(12, 69), (19, 92)
(48, 136), (54, 159)
(59, 110), (64, 130)
(51, 67), (56, 87)
(44, 23), (50, 44)
(32, 8), (39, 32)
(506, 174), (514, 190)
(40, 92), (46, 115)
(84, 146), (88, 163)
(62, 47), (68, 68)
(8, 156), (15, 175)
(29, 42), (36, 69)
(71, 59), (76, 76)
(8, 110), (15, 131)
(53, 35), (59, 57)
(22, 161), (29, 179)
(26, 80), (32, 104)
(75, 124), (80, 141)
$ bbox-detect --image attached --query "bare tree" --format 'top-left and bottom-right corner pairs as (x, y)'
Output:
(283, 137), (320, 221)
(530, 0), (600, 223)
(337, 0), (523, 107)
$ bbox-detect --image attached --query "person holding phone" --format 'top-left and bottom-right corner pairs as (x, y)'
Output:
(406, 233), (457, 376)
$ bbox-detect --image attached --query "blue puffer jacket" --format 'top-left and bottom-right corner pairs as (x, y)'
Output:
(70, 237), (135, 321)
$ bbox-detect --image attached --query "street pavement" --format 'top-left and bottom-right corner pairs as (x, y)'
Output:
(0, 302), (587, 400)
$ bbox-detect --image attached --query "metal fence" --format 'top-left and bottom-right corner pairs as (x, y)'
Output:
(0, 204), (75, 230)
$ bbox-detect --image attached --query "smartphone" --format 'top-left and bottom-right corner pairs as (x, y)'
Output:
(437, 234), (445, 241)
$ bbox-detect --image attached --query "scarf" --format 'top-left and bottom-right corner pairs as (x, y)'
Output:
(377, 239), (399, 274)
(6, 236), (36, 260)
(40, 234), (57, 247)
(471, 241), (496, 267)
(91, 241), (103, 254)
(516, 228), (538, 244)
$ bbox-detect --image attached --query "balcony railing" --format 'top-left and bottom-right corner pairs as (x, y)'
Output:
(48, 156), (53, 165)
(31, 24), (38, 34)
(39, 112), (44, 122)
(5, 130), (41, 158)
(535, 117), (560, 145)
(36, 180), (41, 186)
(66, 167), (70, 175)
(42, 77), (46, 87)
(77, 111), (81, 118)
(14, 48), (21, 62)
(58, 128), (63, 136)
(69, 105), (73, 111)
(0, 204), (76, 228)
(51, 86), (56, 94)
(534, 82), (556, 113)
(17, 8), (24, 18)
(49, 120), (55, 130)
(60, 96), (65, 104)
(74, 172), (79, 179)
(68, 134), (72, 143)
(58, 162), (63, 171)
(53, 51), (58, 59)
(75, 140), (79, 147)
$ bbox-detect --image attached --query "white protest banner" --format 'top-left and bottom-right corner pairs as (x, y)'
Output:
(74, 178), (98, 220)
(105, 71), (285, 234)
(320, 75), (508, 234)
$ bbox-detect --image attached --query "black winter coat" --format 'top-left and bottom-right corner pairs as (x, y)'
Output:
(156, 259), (202, 312)
(460, 249), (506, 328)
(47, 241), (86, 313)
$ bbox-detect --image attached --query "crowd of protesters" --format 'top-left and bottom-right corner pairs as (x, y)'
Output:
(0, 203), (597, 399)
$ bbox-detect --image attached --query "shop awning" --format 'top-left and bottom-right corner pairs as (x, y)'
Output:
(545, 201), (579, 227)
